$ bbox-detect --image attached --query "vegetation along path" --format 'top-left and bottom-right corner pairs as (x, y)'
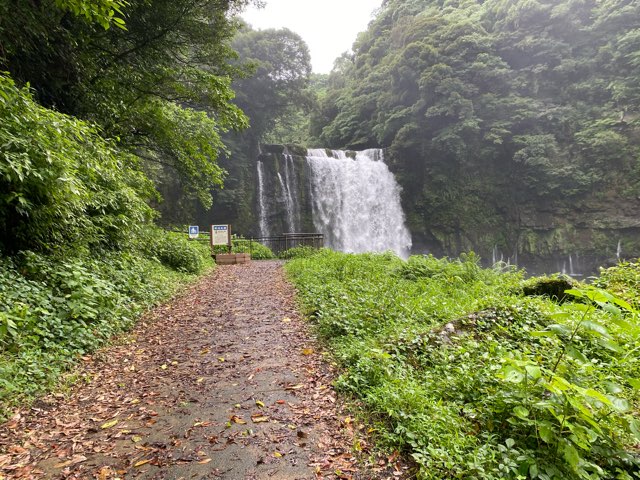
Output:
(0, 261), (399, 480)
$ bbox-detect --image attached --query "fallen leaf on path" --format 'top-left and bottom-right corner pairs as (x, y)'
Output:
(230, 415), (246, 425)
(97, 466), (114, 480)
(198, 458), (212, 464)
(133, 459), (150, 467)
(255, 400), (265, 408)
(302, 348), (314, 355)
(101, 419), (118, 429)
(282, 317), (291, 323)
(251, 414), (269, 423)
(54, 455), (87, 468)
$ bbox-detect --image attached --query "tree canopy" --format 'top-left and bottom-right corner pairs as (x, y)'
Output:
(1, 0), (254, 213)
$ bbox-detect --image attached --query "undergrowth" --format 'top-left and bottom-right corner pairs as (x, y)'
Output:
(286, 251), (640, 480)
(0, 226), (213, 418)
(211, 236), (275, 259)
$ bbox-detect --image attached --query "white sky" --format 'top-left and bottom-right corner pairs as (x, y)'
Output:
(241, 0), (382, 73)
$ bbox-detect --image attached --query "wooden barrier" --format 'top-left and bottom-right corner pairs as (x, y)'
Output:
(214, 253), (251, 265)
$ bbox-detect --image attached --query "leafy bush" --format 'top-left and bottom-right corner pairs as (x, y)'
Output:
(230, 238), (275, 259)
(211, 236), (275, 259)
(278, 245), (322, 260)
(595, 260), (640, 308)
(0, 73), (154, 254)
(397, 252), (488, 283)
(137, 227), (210, 274)
(286, 251), (640, 480)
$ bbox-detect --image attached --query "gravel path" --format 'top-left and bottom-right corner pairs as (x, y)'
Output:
(0, 261), (397, 479)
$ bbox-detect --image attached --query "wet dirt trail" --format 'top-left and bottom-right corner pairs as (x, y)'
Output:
(0, 261), (397, 480)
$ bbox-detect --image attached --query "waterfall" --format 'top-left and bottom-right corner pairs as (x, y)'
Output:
(256, 161), (269, 237)
(617, 239), (622, 260)
(569, 254), (574, 276)
(305, 148), (412, 257)
(282, 155), (300, 233)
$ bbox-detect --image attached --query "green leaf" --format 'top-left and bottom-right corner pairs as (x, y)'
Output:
(582, 321), (610, 338)
(583, 388), (612, 406)
(628, 378), (640, 389)
(566, 345), (589, 364)
(547, 324), (571, 336)
(607, 395), (630, 413)
(596, 338), (623, 352)
(538, 422), (554, 443)
(525, 365), (541, 380)
(502, 366), (524, 383)
(513, 406), (529, 419)
(629, 418), (640, 441)
(564, 288), (585, 299)
(563, 442), (580, 469)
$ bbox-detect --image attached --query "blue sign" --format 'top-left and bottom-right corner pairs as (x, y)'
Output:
(188, 225), (199, 239)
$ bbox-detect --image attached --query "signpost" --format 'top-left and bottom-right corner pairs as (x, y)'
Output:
(211, 225), (231, 253)
(188, 225), (199, 239)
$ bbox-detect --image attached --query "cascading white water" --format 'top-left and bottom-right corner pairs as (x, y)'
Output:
(256, 161), (269, 237)
(281, 155), (300, 233)
(617, 239), (622, 260)
(305, 148), (412, 257)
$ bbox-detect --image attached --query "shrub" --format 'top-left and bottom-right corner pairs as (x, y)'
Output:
(278, 245), (321, 259)
(595, 259), (640, 308)
(0, 73), (155, 254)
(286, 252), (640, 480)
(211, 236), (275, 259)
(0, 227), (214, 418)
(137, 227), (210, 274)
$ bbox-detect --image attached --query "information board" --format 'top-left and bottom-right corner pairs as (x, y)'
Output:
(188, 225), (199, 239)
(211, 225), (231, 246)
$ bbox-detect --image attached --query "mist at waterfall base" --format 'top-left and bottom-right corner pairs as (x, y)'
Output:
(256, 148), (412, 258)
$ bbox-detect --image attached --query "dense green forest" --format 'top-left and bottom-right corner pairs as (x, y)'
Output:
(305, 0), (640, 266)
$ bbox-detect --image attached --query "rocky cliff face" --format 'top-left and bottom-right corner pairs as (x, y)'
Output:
(255, 144), (315, 236)
(385, 146), (640, 275)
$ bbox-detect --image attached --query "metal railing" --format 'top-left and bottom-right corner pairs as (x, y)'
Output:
(249, 233), (324, 255)
(176, 228), (324, 256)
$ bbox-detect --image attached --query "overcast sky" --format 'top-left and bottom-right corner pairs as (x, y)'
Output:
(241, 0), (382, 73)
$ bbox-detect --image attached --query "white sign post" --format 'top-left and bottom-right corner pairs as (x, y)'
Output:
(211, 225), (231, 252)
(188, 225), (199, 239)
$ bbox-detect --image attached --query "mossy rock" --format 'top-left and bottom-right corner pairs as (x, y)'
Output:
(522, 276), (575, 301)
(284, 144), (307, 157)
(260, 144), (286, 155)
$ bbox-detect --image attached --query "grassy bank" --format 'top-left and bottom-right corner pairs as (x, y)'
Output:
(286, 250), (640, 480)
(0, 228), (213, 418)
